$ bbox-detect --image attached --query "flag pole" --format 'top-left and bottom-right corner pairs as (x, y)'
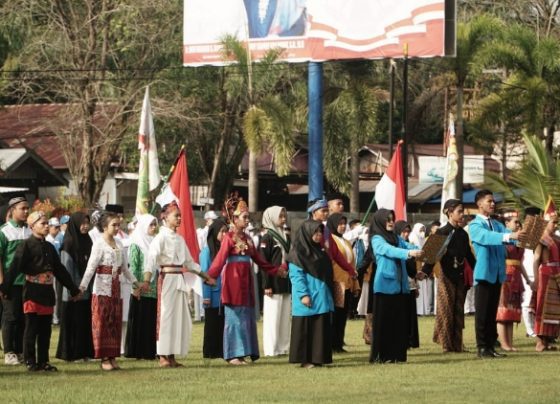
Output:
(360, 197), (377, 226)
(150, 144), (186, 214)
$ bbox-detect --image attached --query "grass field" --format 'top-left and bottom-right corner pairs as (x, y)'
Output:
(0, 316), (558, 403)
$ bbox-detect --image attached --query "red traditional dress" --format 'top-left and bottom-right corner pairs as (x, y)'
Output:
(535, 237), (560, 337)
(496, 245), (525, 323)
(208, 231), (277, 361)
(80, 238), (136, 358)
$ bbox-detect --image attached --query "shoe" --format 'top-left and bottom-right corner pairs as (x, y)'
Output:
(39, 363), (58, 372)
(477, 348), (496, 358)
(26, 363), (39, 371)
(490, 349), (507, 358)
(4, 352), (20, 365)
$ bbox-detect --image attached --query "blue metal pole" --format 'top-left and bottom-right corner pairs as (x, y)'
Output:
(308, 62), (323, 201)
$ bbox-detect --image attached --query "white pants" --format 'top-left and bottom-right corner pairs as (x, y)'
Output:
(262, 294), (291, 356)
(522, 276), (535, 336)
(416, 279), (434, 315)
(120, 280), (132, 354)
(357, 281), (369, 316)
(157, 274), (192, 357)
(464, 286), (475, 314)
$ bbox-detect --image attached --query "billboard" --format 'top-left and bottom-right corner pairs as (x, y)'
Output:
(183, 0), (455, 66)
(418, 156), (484, 184)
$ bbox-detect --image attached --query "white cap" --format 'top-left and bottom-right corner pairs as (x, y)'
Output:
(204, 211), (218, 220)
(48, 217), (60, 227)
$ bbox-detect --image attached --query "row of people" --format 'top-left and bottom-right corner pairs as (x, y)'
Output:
(1, 189), (559, 371)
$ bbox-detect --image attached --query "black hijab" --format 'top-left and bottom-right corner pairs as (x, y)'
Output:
(286, 220), (333, 289)
(326, 213), (346, 238)
(61, 212), (93, 275)
(207, 217), (228, 260)
(369, 209), (398, 247)
(394, 220), (411, 240)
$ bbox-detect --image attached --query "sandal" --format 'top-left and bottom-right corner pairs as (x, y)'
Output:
(101, 358), (114, 371)
(228, 358), (244, 366)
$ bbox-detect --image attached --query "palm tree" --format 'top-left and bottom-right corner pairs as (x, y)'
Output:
(215, 36), (295, 212)
(485, 134), (560, 211)
(479, 23), (560, 152)
(322, 61), (381, 214)
(446, 15), (503, 199)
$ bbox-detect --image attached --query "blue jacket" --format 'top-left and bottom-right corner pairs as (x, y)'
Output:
(199, 246), (222, 308)
(372, 235), (417, 295)
(289, 263), (334, 316)
(468, 215), (510, 285)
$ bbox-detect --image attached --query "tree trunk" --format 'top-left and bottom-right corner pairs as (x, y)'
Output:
(248, 150), (258, 213)
(454, 85), (464, 201)
(350, 143), (360, 214)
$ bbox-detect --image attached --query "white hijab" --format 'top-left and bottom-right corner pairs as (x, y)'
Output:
(409, 223), (426, 248)
(129, 214), (157, 255)
(261, 206), (287, 243)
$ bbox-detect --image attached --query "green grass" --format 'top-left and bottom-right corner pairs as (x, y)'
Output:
(0, 316), (558, 403)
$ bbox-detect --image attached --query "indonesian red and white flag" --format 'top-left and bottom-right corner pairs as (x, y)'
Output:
(375, 140), (406, 220)
(155, 147), (202, 296)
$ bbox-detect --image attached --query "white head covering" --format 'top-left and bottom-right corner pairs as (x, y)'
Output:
(261, 206), (287, 242)
(409, 223), (426, 248)
(129, 214), (157, 255)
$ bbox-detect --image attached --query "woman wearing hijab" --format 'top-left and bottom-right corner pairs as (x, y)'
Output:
(200, 217), (228, 359)
(420, 199), (476, 353)
(369, 209), (423, 363)
(124, 214), (158, 360)
(394, 220), (420, 349)
(260, 206), (292, 357)
(56, 212), (95, 361)
(327, 213), (359, 353)
(287, 220), (334, 368)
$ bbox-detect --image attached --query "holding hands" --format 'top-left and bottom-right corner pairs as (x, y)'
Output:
(277, 263), (288, 278)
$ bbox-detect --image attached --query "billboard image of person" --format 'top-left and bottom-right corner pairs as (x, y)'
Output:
(243, 0), (307, 38)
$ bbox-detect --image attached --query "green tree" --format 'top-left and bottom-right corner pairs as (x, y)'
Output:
(0, 0), (182, 206)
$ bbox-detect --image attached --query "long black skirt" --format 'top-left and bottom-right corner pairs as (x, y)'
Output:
(56, 299), (94, 361)
(408, 291), (420, 348)
(203, 307), (225, 359)
(370, 293), (409, 363)
(124, 296), (157, 360)
(289, 313), (332, 365)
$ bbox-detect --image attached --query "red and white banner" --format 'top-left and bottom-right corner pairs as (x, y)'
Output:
(375, 140), (406, 221)
(183, 0), (449, 66)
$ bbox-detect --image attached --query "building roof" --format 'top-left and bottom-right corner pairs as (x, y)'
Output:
(0, 103), (119, 171)
(0, 147), (67, 186)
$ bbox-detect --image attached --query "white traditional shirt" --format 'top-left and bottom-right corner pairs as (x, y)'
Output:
(144, 226), (200, 274)
(80, 238), (136, 297)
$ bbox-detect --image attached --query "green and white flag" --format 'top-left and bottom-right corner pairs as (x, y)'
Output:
(135, 86), (161, 215)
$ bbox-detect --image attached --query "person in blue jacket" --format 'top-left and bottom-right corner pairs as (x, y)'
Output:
(369, 209), (423, 363)
(200, 217), (228, 359)
(468, 190), (524, 358)
(287, 220), (334, 368)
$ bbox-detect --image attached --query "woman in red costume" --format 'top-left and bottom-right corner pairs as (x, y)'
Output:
(207, 196), (287, 365)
